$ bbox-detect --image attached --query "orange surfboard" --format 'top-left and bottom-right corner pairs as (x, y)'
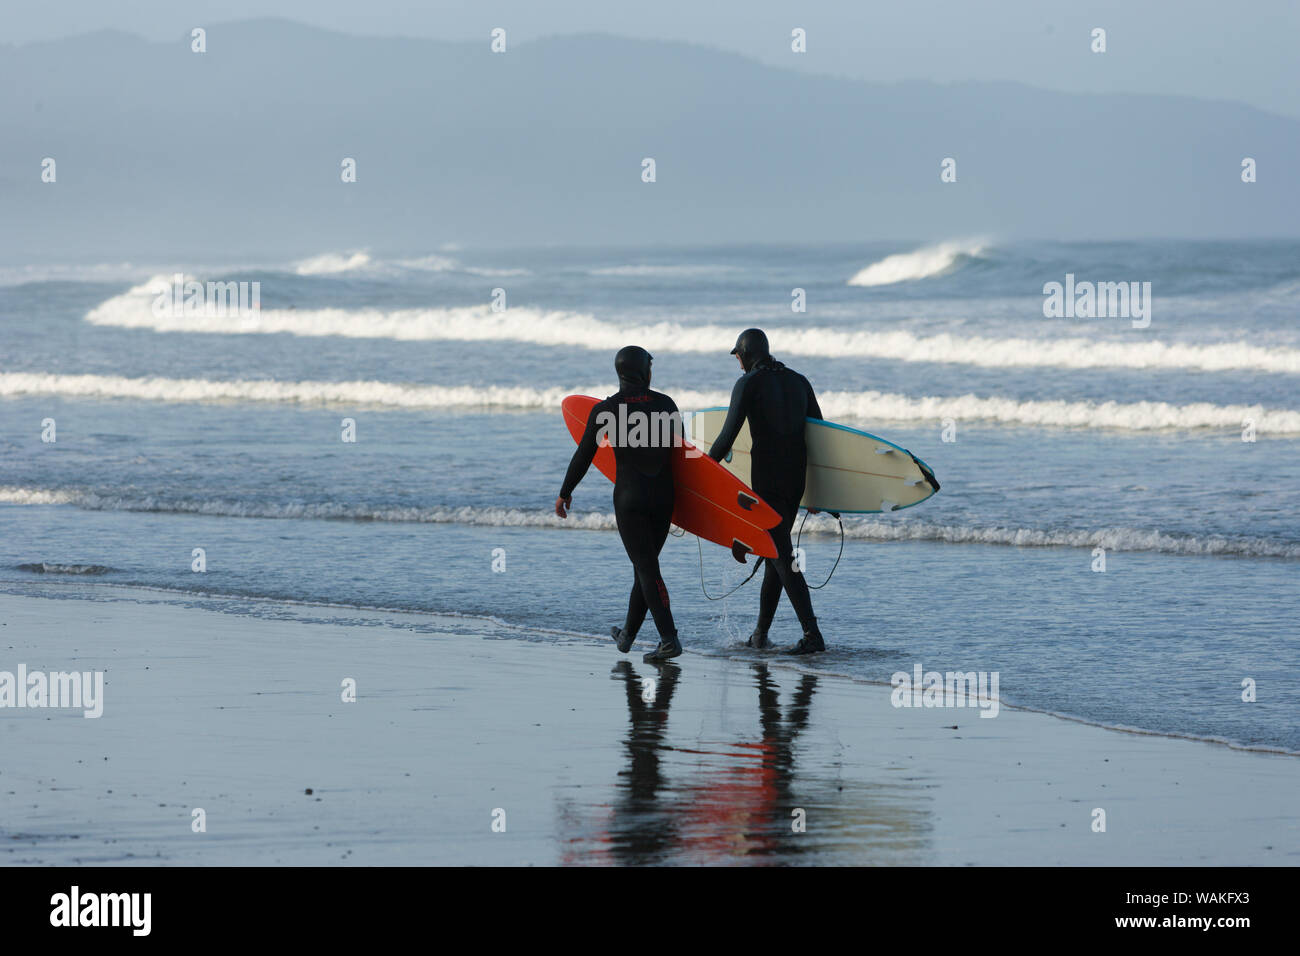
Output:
(562, 394), (780, 561)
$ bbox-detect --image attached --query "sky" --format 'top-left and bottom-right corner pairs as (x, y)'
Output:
(5, 0), (1298, 120)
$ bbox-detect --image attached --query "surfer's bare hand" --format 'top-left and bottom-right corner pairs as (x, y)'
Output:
(555, 496), (571, 518)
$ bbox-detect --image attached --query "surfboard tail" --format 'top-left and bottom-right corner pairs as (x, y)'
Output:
(910, 454), (941, 492)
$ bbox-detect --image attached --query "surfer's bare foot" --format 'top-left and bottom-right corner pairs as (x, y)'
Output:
(643, 636), (682, 662)
(611, 626), (636, 653)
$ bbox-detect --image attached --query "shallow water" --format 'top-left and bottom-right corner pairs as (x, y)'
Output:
(2, 239), (1297, 751)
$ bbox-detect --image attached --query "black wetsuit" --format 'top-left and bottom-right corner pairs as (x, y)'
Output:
(561, 386), (681, 640)
(708, 357), (821, 631)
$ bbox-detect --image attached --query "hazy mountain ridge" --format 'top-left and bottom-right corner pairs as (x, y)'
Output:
(2, 19), (1296, 261)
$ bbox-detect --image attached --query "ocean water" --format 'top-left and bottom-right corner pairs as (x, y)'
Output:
(1, 239), (1297, 752)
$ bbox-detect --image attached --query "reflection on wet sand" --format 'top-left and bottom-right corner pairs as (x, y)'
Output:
(557, 662), (931, 864)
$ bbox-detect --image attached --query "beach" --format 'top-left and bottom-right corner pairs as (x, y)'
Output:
(2, 5), (1298, 903)
(3, 585), (1295, 866)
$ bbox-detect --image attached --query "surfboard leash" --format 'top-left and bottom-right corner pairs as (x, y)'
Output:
(695, 534), (763, 600)
(694, 510), (845, 599)
(795, 510), (845, 589)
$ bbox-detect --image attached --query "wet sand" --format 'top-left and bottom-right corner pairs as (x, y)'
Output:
(1, 586), (1297, 865)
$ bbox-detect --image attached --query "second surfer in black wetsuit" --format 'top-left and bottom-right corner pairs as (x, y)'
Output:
(708, 329), (827, 655)
(556, 346), (684, 662)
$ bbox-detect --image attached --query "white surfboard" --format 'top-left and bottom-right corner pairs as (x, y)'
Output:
(688, 408), (940, 514)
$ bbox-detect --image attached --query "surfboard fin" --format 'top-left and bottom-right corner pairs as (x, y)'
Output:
(731, 539), (752, 564)
(736, 491), (757, 511)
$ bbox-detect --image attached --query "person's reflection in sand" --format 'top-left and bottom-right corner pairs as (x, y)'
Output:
(606, 659), (824, 863)
(755, 663), (817, 800)
(706, 663), (818, 860)
(563, 658), (929, 863)
(608, 659), (682, 864)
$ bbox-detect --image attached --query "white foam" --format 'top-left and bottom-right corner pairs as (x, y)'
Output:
(85, 277), (1299, 373)
(0, 487), (80, 505)
(847, 239), (988, 287)
(289, 251), (526, 278)
(6, 487), (1293, 559)
(393, 253), (529, 276)
(292, 251), (373, 275)
(0, 487), (617, 530)
(0, 373), (591, 410)
(802, 514), (1300, 559)
(3, 373), (1298, 433)
(811, 390), (1300, 433)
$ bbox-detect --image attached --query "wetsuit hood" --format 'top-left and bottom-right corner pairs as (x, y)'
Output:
(730, 328), (770, 372)
(615, 345), (653, 390)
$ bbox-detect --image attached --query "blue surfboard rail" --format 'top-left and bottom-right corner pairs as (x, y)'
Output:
(691, 407), (939, 514)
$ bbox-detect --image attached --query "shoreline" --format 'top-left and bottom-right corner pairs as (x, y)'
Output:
(2, 583), (1297, 865)
(5, 578), (1297, 760)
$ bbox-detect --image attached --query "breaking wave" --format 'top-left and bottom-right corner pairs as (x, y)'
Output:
(292, 251), (374, 275)
(847, 239), (989, 287)
(84, 278), (1299, 373)
(3, 373), (1298, 433)
(289, 251), (527, 278)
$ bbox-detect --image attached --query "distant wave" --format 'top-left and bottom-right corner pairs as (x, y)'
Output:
(292, 251), (374, 275)
(5, 488), (1295, 559)
(4, 373), (1298, 433)
(85, 278), (1298, 373)
(0, 262), (155, 287)
(0, 252), (524, 286)
(847, 239), (988, 287)
(290, 251), (527, 278)
(588, 264), (743, 277)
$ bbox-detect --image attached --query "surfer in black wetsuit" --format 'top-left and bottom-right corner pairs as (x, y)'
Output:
(556, 346), (684, 662)
(708, 329), (827, 655)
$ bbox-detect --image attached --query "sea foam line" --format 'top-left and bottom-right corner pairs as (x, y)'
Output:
(4, 488), (1295, 558)
(2, 372), (1298, 433)
(85, 277), (1300, 374)
(0, 489), (618, 531)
